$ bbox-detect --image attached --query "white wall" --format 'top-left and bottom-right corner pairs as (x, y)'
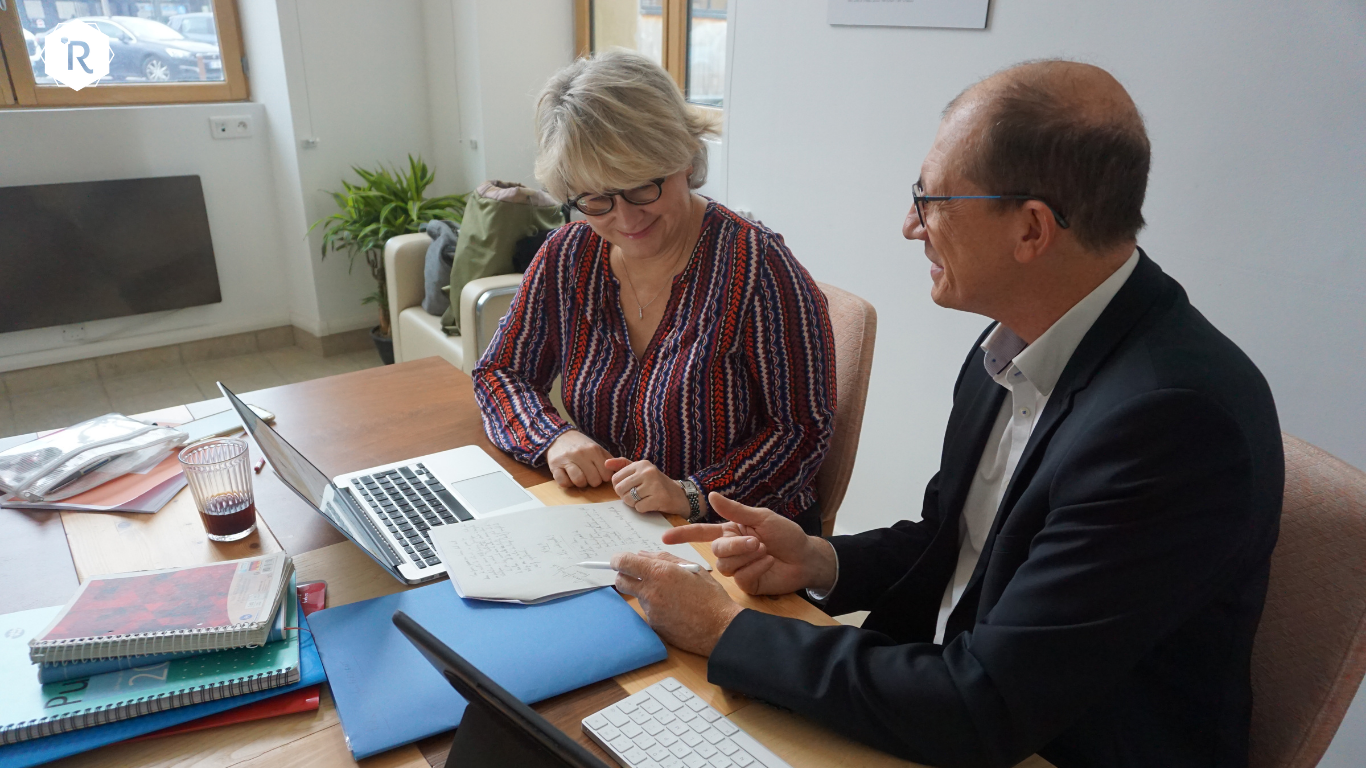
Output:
(238, 0), (323, 336)
(0, 103), (291, 371)
(280, 0), (438, 336)
(718, 1), (1365, 761)
(440, 0), (575, 190)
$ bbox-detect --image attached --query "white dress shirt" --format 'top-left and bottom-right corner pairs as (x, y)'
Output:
(931, 250), (1139, 643)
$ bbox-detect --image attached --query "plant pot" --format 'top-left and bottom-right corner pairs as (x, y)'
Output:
(371, 326), (395, 365)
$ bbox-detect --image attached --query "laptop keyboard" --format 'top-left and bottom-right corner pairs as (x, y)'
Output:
(583, 678), (791, 768)
(352, 463), (472, 569)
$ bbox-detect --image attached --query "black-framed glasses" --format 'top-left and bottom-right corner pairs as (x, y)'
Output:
(568, 178), (667, 216)
(912, 180), (1070, 230)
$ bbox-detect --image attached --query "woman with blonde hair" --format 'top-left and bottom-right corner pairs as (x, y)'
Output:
(473, 51), (836, 533)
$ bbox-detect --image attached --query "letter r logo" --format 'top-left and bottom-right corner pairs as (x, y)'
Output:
(41, 21), (111, 90)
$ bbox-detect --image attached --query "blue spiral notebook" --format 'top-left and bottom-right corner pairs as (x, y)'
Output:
(308, 582), (666, 760)
(0, 596), (323, 768)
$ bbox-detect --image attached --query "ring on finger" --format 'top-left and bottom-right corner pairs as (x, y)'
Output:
(629, 486), (642, 503)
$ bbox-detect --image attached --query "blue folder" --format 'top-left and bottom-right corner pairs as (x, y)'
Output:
(0, 598), (323, 768)
(308, 583), (667, 760)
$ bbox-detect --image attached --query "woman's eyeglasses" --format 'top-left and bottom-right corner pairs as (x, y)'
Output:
(912, 180), (1070, 230)
(569, 178), (666, 216)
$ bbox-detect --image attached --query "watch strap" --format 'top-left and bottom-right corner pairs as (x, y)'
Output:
(679, 479), (703, 523)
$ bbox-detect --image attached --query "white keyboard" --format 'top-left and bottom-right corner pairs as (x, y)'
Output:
(582, 677), (791, 768)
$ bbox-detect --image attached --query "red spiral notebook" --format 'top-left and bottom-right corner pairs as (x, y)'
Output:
(29, 553), (294, 664)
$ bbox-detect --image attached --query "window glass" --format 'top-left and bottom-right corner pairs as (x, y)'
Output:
(591, 0), (663, 66)
(686, 0), (725, 107)
(16, 1), (223, 85)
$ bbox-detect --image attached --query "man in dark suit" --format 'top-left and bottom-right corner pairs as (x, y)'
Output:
(610, 60), (1284, 768)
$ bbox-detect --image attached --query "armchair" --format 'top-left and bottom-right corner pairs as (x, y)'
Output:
(383, 233), (523, 372)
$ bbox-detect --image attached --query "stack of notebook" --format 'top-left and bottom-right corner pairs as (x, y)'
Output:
(1, 552), (301, 746)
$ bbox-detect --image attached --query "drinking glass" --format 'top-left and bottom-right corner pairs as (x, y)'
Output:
(179, 437), (257, 542)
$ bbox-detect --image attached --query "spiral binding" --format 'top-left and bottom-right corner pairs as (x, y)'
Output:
(0, 665), (302, 745)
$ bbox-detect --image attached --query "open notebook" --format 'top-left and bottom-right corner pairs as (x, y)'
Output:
(430, 501), (710, 604)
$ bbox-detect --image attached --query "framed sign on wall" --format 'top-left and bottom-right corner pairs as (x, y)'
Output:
(827, 0), (990, 30)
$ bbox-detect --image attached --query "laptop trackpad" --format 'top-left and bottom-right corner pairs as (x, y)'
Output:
(453, 472), (535, 515)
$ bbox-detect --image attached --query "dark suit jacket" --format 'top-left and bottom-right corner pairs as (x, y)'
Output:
(708, 253), (1284, 768)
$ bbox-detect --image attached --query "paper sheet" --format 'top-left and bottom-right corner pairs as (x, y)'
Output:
(429, 501), (711, 603)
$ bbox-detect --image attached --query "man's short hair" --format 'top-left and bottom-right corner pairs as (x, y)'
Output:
(948, 60), (1151, 252)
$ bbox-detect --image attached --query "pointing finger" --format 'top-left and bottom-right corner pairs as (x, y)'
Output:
(661, 523), (727, 545)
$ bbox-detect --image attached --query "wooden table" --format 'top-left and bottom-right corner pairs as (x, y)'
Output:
(6, 358), (1048, 768)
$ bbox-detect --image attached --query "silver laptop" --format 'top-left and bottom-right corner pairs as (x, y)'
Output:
(218, 382), (542, 585)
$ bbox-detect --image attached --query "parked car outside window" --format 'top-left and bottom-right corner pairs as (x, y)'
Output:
(35, 16), (222, 83)
(167, 13), (218, 45)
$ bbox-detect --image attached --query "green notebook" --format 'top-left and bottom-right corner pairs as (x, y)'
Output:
(0, 577), (300, 746)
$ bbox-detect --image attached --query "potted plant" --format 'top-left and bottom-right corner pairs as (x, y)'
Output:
(311, 155), (465, 364)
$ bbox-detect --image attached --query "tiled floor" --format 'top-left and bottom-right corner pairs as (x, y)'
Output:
(0, 346), (384, 438)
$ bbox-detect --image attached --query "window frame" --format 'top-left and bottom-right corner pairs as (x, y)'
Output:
(0, 30), (14, 105)
(576, 0), (722, 110)
(0, 0), (249, 109)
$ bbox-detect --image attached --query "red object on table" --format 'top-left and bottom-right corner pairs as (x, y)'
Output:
(121, 686), (322, 744)
(120, 581), (328, 744)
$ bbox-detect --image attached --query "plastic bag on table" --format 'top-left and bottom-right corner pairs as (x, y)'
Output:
(0, 414), (188, 502)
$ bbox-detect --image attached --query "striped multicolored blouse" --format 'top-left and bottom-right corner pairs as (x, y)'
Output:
(472, 201), (837, 521)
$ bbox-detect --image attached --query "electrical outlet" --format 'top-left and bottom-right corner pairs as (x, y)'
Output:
(61, 324), (88, 343)
(209, 115), (253, 140)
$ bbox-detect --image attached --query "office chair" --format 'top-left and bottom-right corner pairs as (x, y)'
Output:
(813, 282), (877, 538)
(1250, 433), (1366, 768)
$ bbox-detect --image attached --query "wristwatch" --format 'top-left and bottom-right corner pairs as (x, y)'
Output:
(678, 479), (703, 523)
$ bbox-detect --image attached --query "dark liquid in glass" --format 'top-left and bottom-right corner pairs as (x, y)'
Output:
(201, 492), (256, 538)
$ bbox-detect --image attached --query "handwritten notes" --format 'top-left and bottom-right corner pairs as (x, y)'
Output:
(429, 502), (711, 603)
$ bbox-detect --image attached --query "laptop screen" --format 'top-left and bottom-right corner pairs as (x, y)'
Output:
(217, 384), (332, 509)
(217, 383), (403, 577)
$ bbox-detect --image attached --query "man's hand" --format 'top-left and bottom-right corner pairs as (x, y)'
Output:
(612, 551), (743, 657)
(546, 430), (614, 488)
(605, 458), (698, 516)
(663, 493), (837, 596)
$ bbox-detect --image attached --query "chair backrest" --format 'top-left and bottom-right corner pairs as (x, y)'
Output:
(813, 282), (877, 537)
(1250, 433), (1366, 768)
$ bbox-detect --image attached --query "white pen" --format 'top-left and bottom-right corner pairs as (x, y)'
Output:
(577, 560), (702, 574)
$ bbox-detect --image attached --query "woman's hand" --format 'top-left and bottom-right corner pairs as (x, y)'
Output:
(606, 458), (692, 516)
(546, 430), (614, 488)
(662, 493), (836, 596)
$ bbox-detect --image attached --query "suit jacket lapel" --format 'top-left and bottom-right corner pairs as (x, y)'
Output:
(943, 252), (1172, 638)
(861, 343), (1005, 642)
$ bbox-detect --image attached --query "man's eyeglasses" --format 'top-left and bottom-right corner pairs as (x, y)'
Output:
(912, 180), (1070, 230)
(569, 178), (666, 216)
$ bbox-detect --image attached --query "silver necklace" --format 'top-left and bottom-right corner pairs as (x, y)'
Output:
(619, 247), (687, 319)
